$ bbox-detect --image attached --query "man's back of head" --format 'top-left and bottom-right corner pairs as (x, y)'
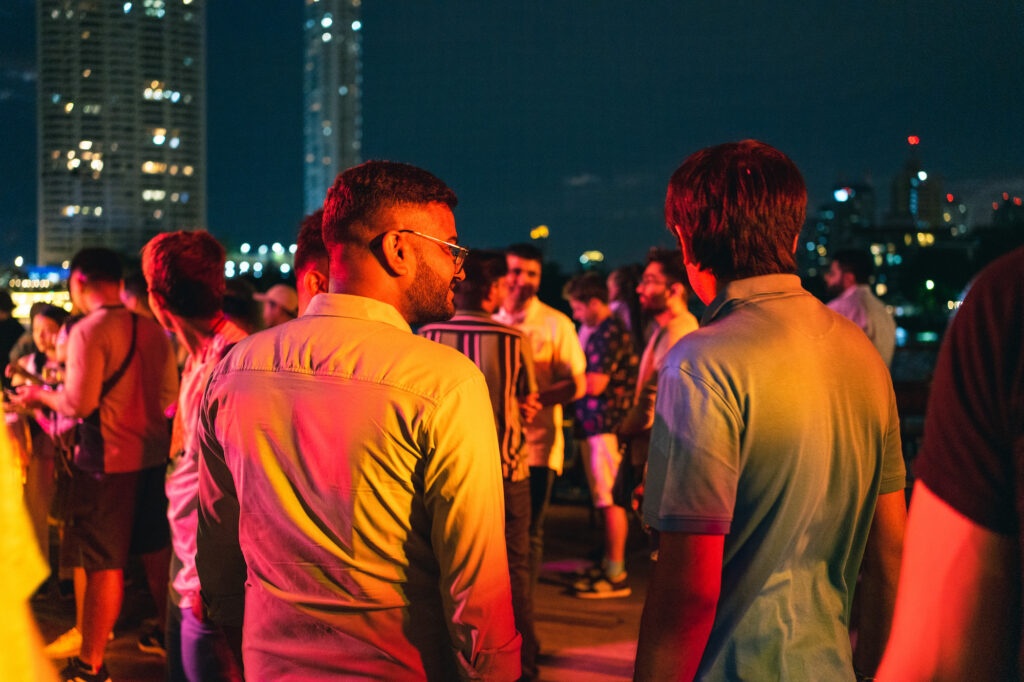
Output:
(321, 160), (463, 325)
(831, 249), (874, 285)
(142, 230), (226, 321)
(322, 160), (457, 249)
(666, 140), (807, 284)
(454, 250), (507, 312)
(70, 247), (123, 285)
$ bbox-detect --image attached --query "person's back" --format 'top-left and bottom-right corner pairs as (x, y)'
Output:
(199, 297), (512, 679)
(65, 305), (175, 472)
(650, 277), (902, 678)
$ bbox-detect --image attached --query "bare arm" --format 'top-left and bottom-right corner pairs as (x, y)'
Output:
(634, 531), (724, 681)
(584, 371), (610, 397)
(852, 490), (906, 676)
(877, 481), (1018, 681)
(538, 372), (585, 407)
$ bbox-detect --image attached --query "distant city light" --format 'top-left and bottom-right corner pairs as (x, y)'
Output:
(579, 250), (604, 265)
(272, 242), (284, 254)
(530, 225), (549, 240)
(917, 171), (927, 181)
(925, 279), (935, 290)
(240, 243), (251, 254)
(907, 135), (920, 145)
(351, 20), (362, 30)
(833, 188), (849, 202)
(946, 193), (954, 202)
(322, 32), (332, 42)
(258, 244), (268, 255)
(280, 264), (291, 275)
(321, 15), (333, 28)
(14, 256), (24, 267)
(289, 243), (298, 254)
(123, 2), (132, 13)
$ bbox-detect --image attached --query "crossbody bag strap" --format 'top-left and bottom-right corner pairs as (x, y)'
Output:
(99, 312), (138, 399)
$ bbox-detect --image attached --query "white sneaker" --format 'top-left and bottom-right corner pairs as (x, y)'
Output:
(43, 626), (114, 659)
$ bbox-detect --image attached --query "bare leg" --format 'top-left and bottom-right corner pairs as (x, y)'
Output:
(73, 566), (86, 633)
(604, 504), (628, 567)
(141, 546), (171, 627)
(79, 569), (123, 669)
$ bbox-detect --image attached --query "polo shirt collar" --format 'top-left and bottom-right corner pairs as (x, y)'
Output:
(701, 274), (804, 325)
(304, 293), (411, 333)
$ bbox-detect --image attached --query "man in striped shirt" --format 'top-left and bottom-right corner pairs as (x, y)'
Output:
(420, 249), (542, 680)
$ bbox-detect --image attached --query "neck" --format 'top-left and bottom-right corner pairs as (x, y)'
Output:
(81, 287), (124, 313)
(654, 298), (687, 327)
(170, 314), (226, 356)
(503, 295), (531, 315)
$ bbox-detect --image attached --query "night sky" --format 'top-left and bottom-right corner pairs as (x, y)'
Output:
(2, 1), (1022, 269)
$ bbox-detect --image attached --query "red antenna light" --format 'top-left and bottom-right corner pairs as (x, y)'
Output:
(946, 193), (954, 202)
(993, 202), (1000, 210)
(1003, 192), (1010, 200)
(1015, 197), (1022, 206)
(907, 135), (920, 145)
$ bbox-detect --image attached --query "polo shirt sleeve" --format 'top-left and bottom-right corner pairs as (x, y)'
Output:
(423, 372), (521, 679)
(915, 251), (1024, 535)
(879, 386), (906, 495)
(643, 356), (742, 535)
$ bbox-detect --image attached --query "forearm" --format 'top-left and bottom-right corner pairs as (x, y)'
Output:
(538, 375), (584, 406)
(634, 532), (723, 681)
(854, 491), (906, 675)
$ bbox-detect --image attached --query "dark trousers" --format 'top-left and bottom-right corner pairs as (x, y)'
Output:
(505, 477), (536, 679)
(527, 466), (555, 595)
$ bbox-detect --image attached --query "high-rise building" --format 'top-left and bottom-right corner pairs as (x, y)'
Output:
(302, 0), (362, 214)
(37, 0), (205, 266)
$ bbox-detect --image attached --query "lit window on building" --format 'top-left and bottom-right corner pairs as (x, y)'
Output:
(322, 32), (332, 42)
(64, 102), (74, 113)
(351, 20), (362, 30)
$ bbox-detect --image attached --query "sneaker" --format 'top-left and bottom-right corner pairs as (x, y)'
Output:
(137, 625), (166, 657)
(44, 627), (114, 659)
(573, 571), (631, 599)
(58, 657), (111, 682)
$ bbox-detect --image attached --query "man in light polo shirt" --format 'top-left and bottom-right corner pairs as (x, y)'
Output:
(494, 243), (586, 598)
(635, 141), (906, 681)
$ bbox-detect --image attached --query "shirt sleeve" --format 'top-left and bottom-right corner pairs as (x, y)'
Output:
(643, 356), (742, 535)
(555, 316), (587, 379)
(879, 385), (906, 495)
(915, 254), (1023, 535)
(423, 373), (521, 680)
(196, 372), (248, 629)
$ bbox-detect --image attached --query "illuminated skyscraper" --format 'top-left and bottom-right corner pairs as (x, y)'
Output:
(303, 0), (362, 213)
(37, 0), (206, 266)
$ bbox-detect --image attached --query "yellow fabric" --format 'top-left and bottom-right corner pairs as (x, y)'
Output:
(0, 418), (56, 681)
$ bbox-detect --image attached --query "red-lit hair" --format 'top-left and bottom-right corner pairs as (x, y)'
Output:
(142, 230), (225, 319)
(665, 140), (806, 280)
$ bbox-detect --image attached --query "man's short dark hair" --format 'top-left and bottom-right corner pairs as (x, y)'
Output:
(122, 270), (149, 302)
(0, 289), (14, 314)
(645, 247), (689, 288)
(142, 231), (225, 319)
(454, 250), (507, 310)
(70, 247), (123, 283)
(563, 272), (608, 304)
(665, 140), (807, 281)
(831, 249), (874, 284)
(37, 303), (69, 328)
(296, 209), (327, 274)
(322, 160), (457, 247)
(505, 243), (543, 264)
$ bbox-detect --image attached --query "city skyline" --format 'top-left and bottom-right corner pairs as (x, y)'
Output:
(1, 1), (1022, 269)
(35, 0), (206, 265)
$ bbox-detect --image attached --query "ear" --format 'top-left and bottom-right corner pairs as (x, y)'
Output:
(378, 231), (411, 277)
(301, 269), (328, 299)
(674, 226), (696, 267)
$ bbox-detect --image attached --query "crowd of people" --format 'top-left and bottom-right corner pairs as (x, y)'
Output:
(1, 141), (1020, 681)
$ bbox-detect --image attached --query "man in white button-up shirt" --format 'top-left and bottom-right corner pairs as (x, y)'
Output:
(196, 161), (521, 681)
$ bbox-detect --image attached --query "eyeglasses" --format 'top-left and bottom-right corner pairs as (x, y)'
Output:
(398, 230), (469, 273)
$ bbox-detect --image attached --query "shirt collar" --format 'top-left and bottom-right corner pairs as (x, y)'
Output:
(497, 296), (537, 325)
(701, 274), (805, 325)
(304, 293), (411, 333)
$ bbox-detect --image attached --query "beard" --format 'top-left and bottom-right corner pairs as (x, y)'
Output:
(407, 257), (456, 325)
(639, 291), (668, 315)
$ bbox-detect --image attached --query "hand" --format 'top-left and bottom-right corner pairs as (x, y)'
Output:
(11, 384), (46, 411)
(519, 393), (542, 424)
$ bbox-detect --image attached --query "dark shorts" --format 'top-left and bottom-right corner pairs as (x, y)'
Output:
(63, 464), (170, 571)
